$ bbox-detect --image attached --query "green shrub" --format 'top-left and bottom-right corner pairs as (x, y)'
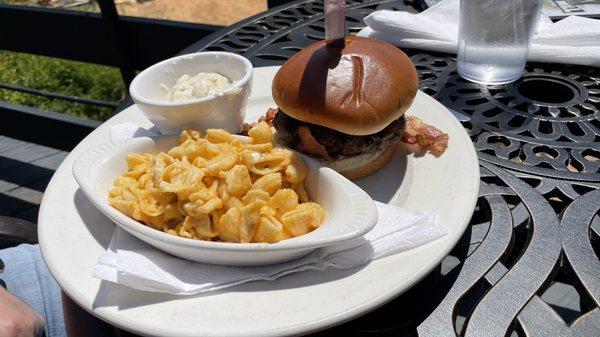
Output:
(0, 50), (124, 121)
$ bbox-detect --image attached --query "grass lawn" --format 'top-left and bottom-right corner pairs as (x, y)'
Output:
(0, 50), (125, 122)
(0, 0), (124, 122)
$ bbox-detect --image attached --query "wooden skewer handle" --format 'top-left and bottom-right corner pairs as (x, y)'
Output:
(324, 0), (345, 47)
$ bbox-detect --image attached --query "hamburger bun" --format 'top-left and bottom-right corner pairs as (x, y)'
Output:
(327, 144), (395, 180)
(272, 36), (418, 136)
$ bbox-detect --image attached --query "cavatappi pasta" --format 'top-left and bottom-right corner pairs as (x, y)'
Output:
(108, 122), (327, 243)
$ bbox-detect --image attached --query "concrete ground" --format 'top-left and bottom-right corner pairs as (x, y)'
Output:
(115, 0), (268, 26)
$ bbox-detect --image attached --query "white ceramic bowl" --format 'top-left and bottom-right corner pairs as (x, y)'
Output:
(130, 52), (253, 134)
(72, 135), (378, 266)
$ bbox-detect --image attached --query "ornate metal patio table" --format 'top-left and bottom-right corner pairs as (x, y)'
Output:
(178, 1), (600, 336)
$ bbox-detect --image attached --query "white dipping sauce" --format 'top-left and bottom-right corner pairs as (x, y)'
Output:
(167, 72), (234, 102)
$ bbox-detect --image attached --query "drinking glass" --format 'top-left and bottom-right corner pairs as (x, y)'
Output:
(457, 0), (544, 85)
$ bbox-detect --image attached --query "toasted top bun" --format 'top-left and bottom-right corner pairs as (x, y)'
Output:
(272, 36), (418, 136)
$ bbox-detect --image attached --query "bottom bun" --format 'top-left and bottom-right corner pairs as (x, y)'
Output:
(326, 145), (395, 180)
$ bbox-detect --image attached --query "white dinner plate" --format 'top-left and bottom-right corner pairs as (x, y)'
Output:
(38, 66), (479, 337)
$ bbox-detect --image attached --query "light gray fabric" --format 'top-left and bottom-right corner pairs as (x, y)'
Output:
(0, 244), (66, 337)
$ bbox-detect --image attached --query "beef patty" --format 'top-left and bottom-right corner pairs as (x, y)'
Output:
(272, 109), (406, 159)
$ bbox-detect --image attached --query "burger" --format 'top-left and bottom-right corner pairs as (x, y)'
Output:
(270, 36), (419, 180)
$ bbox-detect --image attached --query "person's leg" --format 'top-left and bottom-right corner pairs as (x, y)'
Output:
(0, 244), (66, 337)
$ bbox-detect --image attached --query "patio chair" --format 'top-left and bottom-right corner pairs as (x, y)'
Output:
(0, 216), (38, 249)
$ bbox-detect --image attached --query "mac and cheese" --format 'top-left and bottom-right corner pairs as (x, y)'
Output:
(109, 122), (326, 243)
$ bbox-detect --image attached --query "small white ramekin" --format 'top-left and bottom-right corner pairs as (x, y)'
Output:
(130, 52), (253, 134)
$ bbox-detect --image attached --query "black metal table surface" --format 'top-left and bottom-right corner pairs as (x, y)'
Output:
(173, 1), (600, 336)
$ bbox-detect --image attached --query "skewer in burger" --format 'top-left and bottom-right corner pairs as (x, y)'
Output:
(270, 36), (419, 180)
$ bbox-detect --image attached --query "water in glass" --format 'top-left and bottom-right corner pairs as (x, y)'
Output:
(457, 0), (543, 85)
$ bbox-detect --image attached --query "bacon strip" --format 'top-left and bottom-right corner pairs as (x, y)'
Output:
(260, 108), (277, 126)
(402, 116), (449, 156)
(297, 126), (332, 161)
(266, 108), (277, 125)
(241, 108), (278, 136)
